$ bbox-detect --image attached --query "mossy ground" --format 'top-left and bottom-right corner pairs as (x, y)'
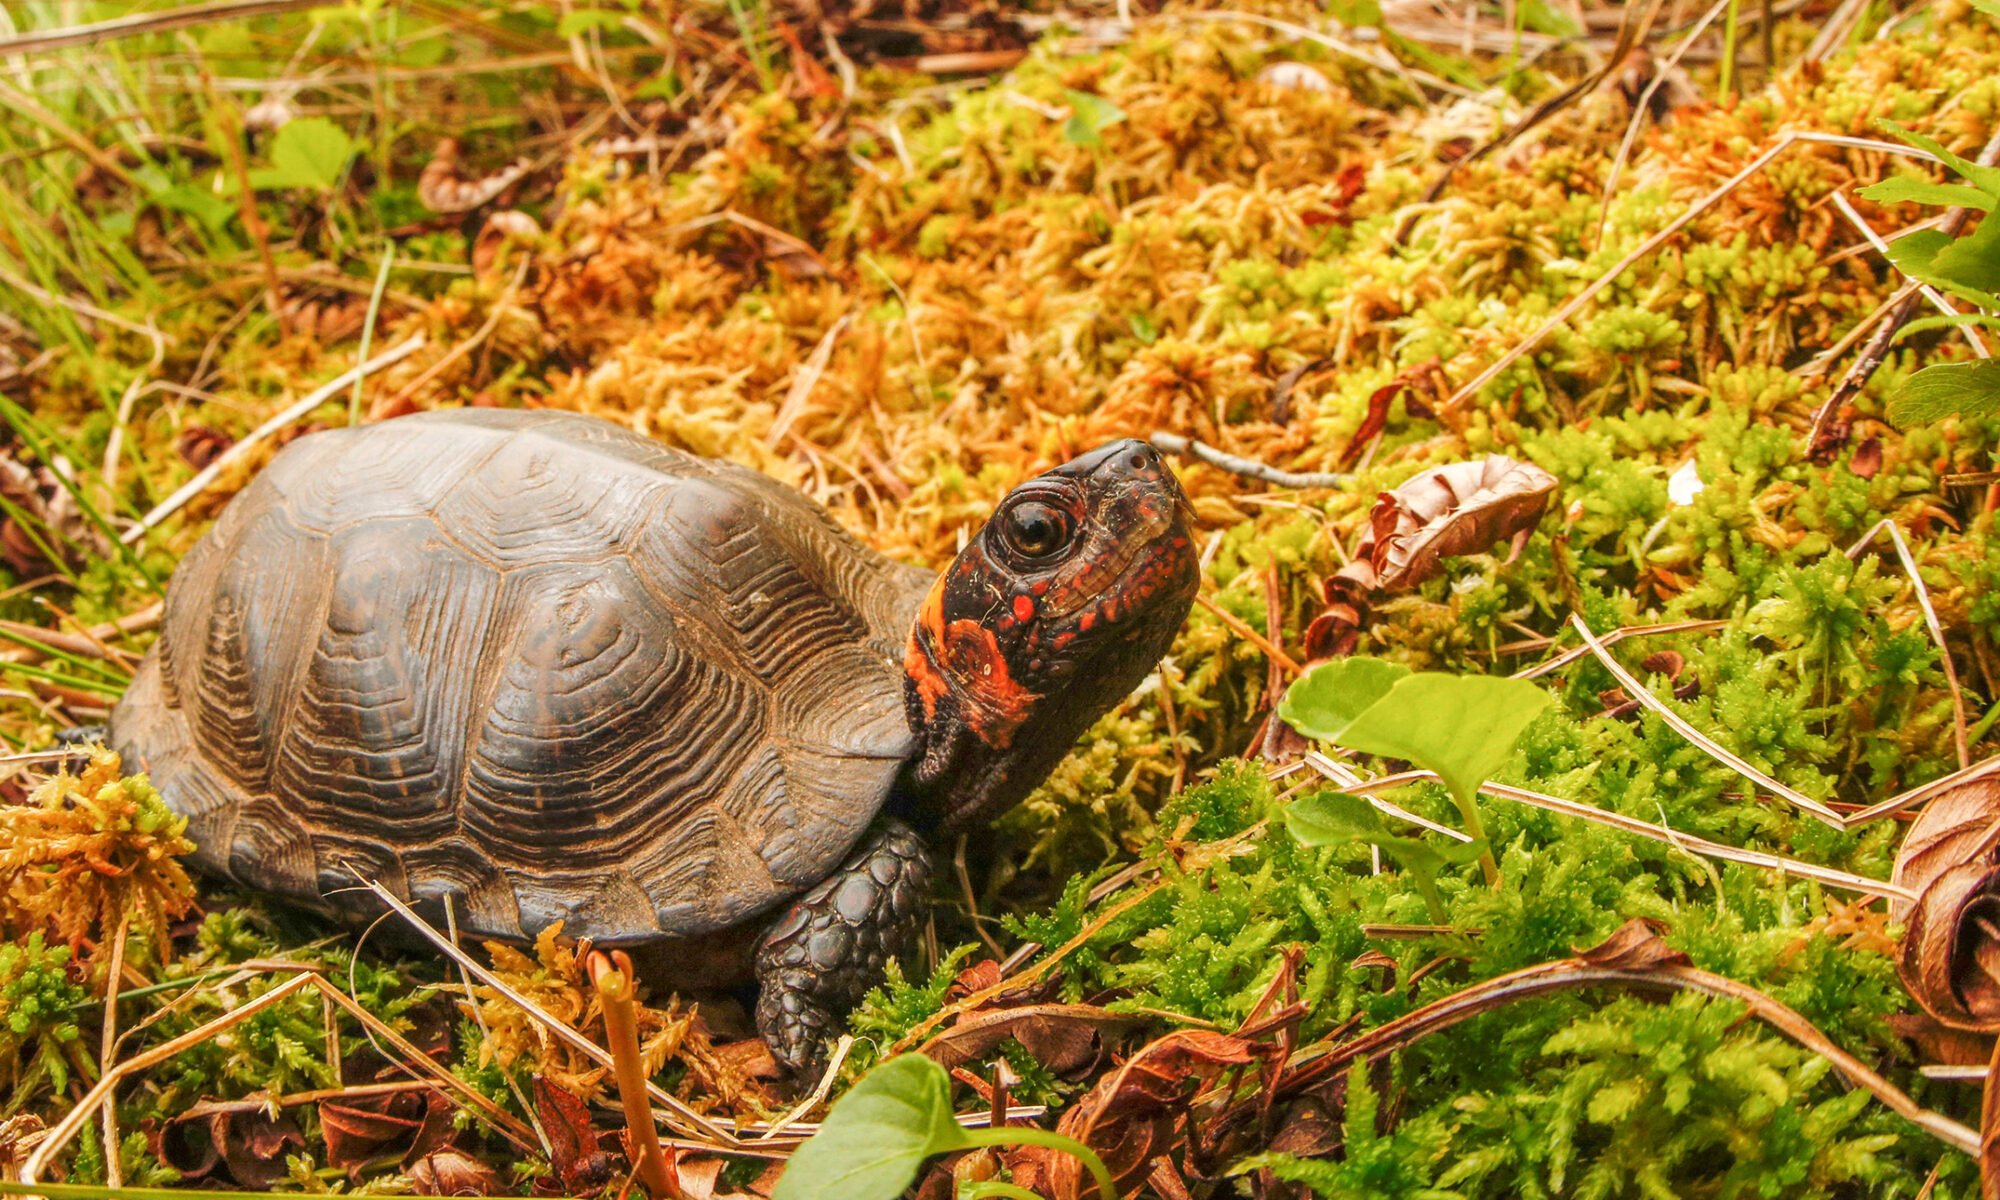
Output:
(4, 1), (2000, 1195)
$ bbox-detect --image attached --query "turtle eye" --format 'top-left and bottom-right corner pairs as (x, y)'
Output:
(1001, 500), (1072, 560)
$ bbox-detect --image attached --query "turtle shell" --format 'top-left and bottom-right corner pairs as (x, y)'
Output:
(111, 409), (932, 945)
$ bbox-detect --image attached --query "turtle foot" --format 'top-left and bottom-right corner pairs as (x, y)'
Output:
(753, 818), (930, 1078)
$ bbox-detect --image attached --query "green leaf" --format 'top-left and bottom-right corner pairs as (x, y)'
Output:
(248, 117), (355, 193)
(1885, 228), (2000, 310)
(1334, 672), (1552, 808)
(1857, 176), (1994, 212)
(1277, 657), (1412, 742)
(1975, 0), (2000, 19)
(1062, 89), (1127, 148)
(1929, 215), (2000, 298)
(771, 1055), (970, 1200)
(1879, 121), (2000, 197)
(1286, 792), (1486, 920)
(1886, 359), (2000, 428)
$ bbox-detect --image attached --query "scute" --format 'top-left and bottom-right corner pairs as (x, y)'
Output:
(111, 409), (932, 945)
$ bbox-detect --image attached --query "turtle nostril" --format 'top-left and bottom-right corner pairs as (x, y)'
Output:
(1128, 450), (1149, 471)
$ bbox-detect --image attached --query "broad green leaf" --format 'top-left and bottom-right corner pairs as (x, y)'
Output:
(771, 1055), (969, 1200)
(1333, 673), (1552, 808)
(1880, 121), (2000, 197)
(1277, 657), (1411, 742)
(1285, 790), (1387, 845)
(1858, 177), (1994, 212)
(1887, 360), (2000, 428)
(248, 117), (355, 193)
(1286, 792), (1486, 919)
(1062, 89), (1127, 148)
(1885, 228), (2000, 310)
(1975, 0), (2000, 19)
(1929, 215), (2000, 297)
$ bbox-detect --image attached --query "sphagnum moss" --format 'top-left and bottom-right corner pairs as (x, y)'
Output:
(5, 1), (2000, 1196)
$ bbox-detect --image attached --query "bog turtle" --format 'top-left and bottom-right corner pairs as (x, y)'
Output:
(109, 408), (1198, 1071)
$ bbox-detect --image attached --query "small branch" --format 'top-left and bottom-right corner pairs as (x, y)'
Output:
(1807, 125), (2000, 455)
(1150, 433), (1350, 491)
(1194, 592), (1304, 677)
(0, 0), (322, 56)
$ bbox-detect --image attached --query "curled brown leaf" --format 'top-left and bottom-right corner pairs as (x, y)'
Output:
(921, 1003), (1135, 1074)
(1577, 918), (1690, 971)
(1304, 454), (1558, 659)
(1891, 779), (2000, 1029)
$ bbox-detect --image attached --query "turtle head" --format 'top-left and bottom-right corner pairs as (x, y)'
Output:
(902, 439), (1199, 832)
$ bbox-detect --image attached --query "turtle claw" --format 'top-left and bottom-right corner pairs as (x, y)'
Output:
(753, 818), (931, 1078)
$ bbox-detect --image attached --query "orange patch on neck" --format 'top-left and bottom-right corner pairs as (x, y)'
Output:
(905, 577), (1039, 748)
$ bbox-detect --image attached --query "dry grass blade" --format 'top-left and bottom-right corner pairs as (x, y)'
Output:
(1847, 519), (1970, 767)
(767, 314), (853, 448)
(125, 335), (427, 545)
(1508, 618), (1731, 679)
(1842, 755), (2000, 827)
(0, 602), (161, 667)
(1194, 592), (1302, 676)
(1829, 193), (1990, 359)
(21, 971), (319, 1182)
(1324, 762), (1907, 899)
(1570, 613), (1845, 826)
(0, 0), (322, 55)
(1596, 0), (1729, 246)
(347, 873), (740, 1146)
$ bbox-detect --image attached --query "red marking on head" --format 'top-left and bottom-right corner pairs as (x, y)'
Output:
(905, 577), (1039, 749)
(905, 579), (952, 724)
(1078, 611), (1095, 632)
(1012, 594), (1035, 622)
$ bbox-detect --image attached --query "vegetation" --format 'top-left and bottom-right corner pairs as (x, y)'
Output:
(5, 0), (2000, 1196)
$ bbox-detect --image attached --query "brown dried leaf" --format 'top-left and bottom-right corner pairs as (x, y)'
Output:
(419, 139), (533, 215)
(532, 1074), (616, 1195)
(1577, 918), (1690, 971)
(163, 1107), (305, 1190)
(1891, 779), (2000, 1029)
(922, 1003), (1134, 1074)
(321, 1092), (426, 1177)
(409, 1147), (503, 1196)
(1984, 1036), (2000, 1200)
(1886, 1012), (1997, 1067)
(1353, 455), (1558, 592)
(473, 210), (542, 279)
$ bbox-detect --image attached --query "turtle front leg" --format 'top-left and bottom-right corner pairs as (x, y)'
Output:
(753, 819), (931, 1077)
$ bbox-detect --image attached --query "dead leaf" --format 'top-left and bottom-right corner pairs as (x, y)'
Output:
(1850, 436), (1883, 480)
(1984, 1036), (2000, 1200)
(0, 1114), (46, 1176)
(1887, 1012), (1997, 1066)
(532, 1074), (616, 1195)
(1576, 918), (1690, 971)
(1007, 1030), (1262, 1200)
(419, 139), (533, 214)
(1891, 779), (2000, 1029)
(922, 1004), (1135, 1074)
(1304, 454), (1556, 660)
(409, 1147), (503, 1196)
(473, 210), (542, 279)
(321, 1091), (426, 1177)
(161, 1107), (305, 1190)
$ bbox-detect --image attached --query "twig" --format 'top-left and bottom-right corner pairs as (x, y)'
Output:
(0, 0), (323, 56)
(124, 334), (427, 545)
(1807, 126), (2000, 455)
(0, 602), (162, 666)
(1596, 0), (1730, 247)
(1508, 617), (1731, 679)
(756, 1036), (853, 1142)
(1280, 957), (1980, 1155)
(767, 314), (852, 448)
(1838, 753), (2000, 827)
(1150, 433), (1349, 491)
(1848, 519), (1969, 767)
(374, 260), (529, 416)
(1451, 130), (1958, 414)
(1570, 614), (1847, 826)
(1325, 762), (1909, 900)
(97, 916), (129, 1189)
(1194, 592), (1304, 676)
(1829, 192), (1989, 359)
(22, 972), (319, 1182)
